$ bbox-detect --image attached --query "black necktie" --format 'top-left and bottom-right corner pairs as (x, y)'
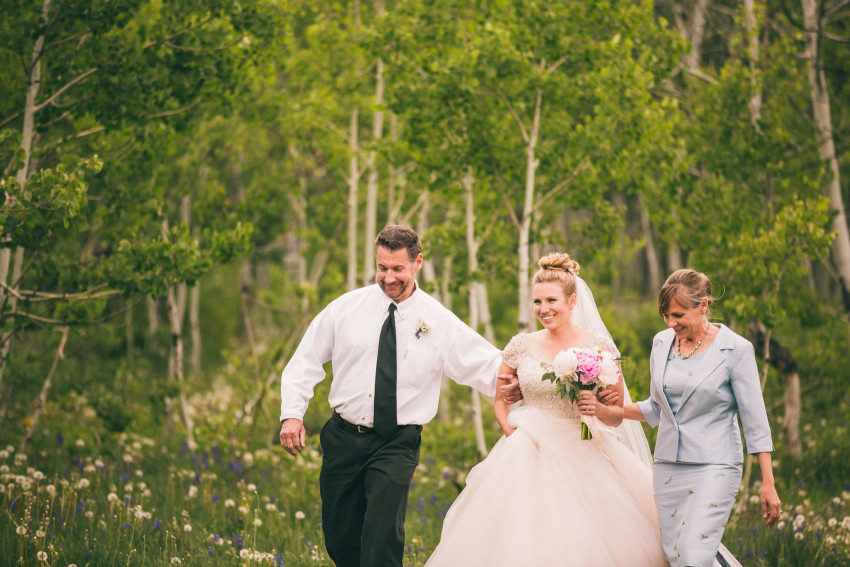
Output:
(374, 303), (397, 436)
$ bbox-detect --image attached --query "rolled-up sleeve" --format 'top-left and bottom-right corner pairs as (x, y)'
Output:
(280, 305), (335, 422)
(731, 342), (774, 454)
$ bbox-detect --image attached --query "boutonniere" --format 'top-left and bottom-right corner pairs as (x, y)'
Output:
(415, 319), (431, 339)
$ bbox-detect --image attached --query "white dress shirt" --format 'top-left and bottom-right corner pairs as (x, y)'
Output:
(280, 283), (501, 427)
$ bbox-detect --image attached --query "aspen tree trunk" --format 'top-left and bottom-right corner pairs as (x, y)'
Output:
(802, 0), (850, 304)
(347, 0), (362, 291)
(517, 89), (542, 333)
(363, 0), (386, 285)
(147, 297), (160, 335)
(465, 168), (489, 456)
(387, 115), (399, 224)
(744, 0), (762, 124)
(439, 254), (454, 423)
(0, 0), (53, 394)
(189, 158), (207, 374)
(684, 0), (711, 73)
(347, 108), (360, 291)
(189, 280), (201, 376)
(0, 250), (24, 393)
(126, 301), (135, 360)
(638, 192), (662, 293)
(747, 2), (802, 458)
(749, 320), (801, 456)
(162, 220), (197, 450)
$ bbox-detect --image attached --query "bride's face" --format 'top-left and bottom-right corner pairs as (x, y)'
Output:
(533, 282), (576, 329)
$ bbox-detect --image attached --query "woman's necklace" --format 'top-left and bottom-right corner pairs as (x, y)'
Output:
(676, 324), (710, 360)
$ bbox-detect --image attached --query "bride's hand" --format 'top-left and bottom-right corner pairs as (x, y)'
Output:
(577, 391), (597, 417)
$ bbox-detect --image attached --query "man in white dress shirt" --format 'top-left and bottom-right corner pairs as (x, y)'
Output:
(280, 225), (518, 567)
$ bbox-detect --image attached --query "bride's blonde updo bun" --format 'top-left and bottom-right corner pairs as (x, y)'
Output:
(532, 253), (580, 297)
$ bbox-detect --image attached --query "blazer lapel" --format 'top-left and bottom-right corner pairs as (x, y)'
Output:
(678, 324), (730, 409)
(652, 331), (676, 415)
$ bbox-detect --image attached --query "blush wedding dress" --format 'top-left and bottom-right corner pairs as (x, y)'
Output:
(425, 333), (667, 566)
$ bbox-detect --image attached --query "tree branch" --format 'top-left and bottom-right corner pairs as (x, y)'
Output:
(143, 15), (216, 49)
(684, 66), (719, 85)
(33, 67), (98, 113)
(530, 157), (593, 216)
(163, 36), (246, 53)
(492, 88), (530, 144)
(0, 112), (21, 130)
(148, 101), (201, 119)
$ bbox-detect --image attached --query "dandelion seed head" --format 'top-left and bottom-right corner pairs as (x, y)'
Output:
(36, 551), (47, 561)
(295, 511), (306, 520)
(183, 524), (192, 532)
(75, 439), (85, 447)
(253, 518), (262, 527)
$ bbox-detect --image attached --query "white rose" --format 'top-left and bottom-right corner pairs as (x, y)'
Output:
(598, 352), (619, 386)
(552, 349), (579, 379)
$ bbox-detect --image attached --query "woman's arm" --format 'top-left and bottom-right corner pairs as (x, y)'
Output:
(622, 403), (646, 422)
(494, 362), (518, 436)
(757, 452), (781, 526)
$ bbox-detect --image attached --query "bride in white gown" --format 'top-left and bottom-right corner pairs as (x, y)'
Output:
(425, 253), (741, 567)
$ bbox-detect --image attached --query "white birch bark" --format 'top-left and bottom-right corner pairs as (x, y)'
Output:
(0, 0), (53, 393)
(126, 300), (134, 360)
(684, 0), (711, 73)
(465, 168), (489, 456)
(638, 192), (662, 293)
(387, 114), (399, 224)
(162, 220), (196, 450)
(363, 1), (386, 285)
(744, 0), (762, 124)
(517, 89), (542, 332)
(147, 296), (160, 335)
(802, 0), (850, 297)
(347, 108), (360, 290)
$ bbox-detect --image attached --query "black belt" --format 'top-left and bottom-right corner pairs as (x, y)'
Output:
(332, 411), (374, 434)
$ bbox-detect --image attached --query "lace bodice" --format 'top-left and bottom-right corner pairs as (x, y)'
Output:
(502, 333), (619, 420)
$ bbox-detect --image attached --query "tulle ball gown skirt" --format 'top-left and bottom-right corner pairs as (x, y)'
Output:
(424, 406), (666, 566)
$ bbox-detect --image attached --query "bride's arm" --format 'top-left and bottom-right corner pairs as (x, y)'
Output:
(494, 362), (518, 436)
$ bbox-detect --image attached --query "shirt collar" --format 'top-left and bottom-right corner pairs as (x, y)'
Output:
(376, 282), (420, 320)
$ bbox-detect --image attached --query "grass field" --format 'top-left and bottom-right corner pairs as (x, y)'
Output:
(2, 411), (849, 566)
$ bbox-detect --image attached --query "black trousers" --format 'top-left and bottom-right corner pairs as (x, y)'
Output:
(319, 415), (422, 567)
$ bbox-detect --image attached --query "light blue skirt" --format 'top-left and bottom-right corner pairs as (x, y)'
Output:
(652, 462), (742, 567)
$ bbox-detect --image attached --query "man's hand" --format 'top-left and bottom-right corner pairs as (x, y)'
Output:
(498, 374), (522, 404)
(280, 418), (307, 456)
(597, 386), (619, 407)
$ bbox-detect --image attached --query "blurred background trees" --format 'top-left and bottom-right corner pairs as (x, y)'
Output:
(1, 0), (848, 475)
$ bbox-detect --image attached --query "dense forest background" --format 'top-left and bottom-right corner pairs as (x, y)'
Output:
(1, 0), (850, 565)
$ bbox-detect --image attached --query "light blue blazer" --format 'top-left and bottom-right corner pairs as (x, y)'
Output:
(637, 324), (774, 464)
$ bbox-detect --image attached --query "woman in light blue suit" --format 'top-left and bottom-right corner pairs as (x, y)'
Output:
(623, 269), (781, 567)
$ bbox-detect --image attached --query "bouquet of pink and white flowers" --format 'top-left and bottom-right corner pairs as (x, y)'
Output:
(541, 347), (619, 440)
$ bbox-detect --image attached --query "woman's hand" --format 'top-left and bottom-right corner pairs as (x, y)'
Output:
(761, 483), (781, 526)
(597, 387), (619, 407)
(578, 390), (623, 427)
